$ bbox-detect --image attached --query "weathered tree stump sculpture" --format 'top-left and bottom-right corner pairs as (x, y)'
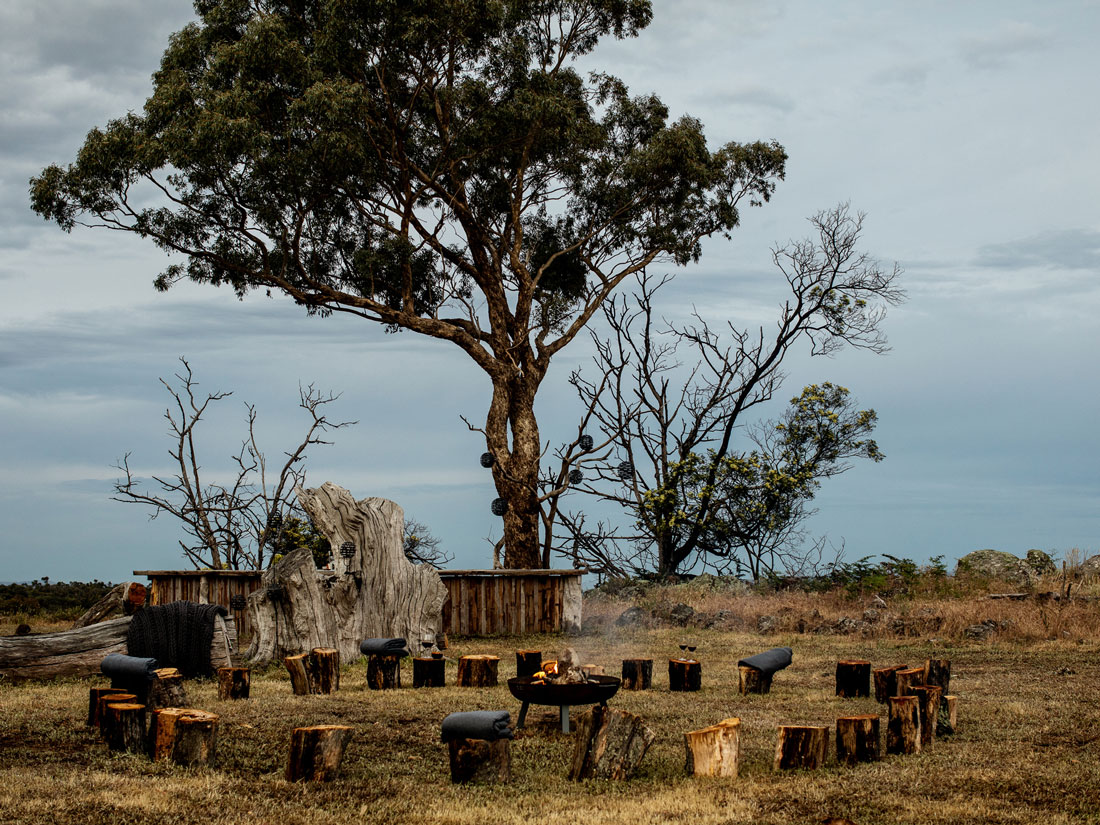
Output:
(457, 655), (499, 687)
(621, 659), (653, 691)
(836, 715), (880, 765)
(217, 666), (251, 700)
(516, 650), (542, 678)
(835, 660), (871, 698)
(669, 658), (701, 692)
(873, 665), (908, 703)
(569, 706), (655, 781)
(684, 717), (741, 777)
(886, 696), (921, 754)
(773, 725), (829, 770)
(286, 725), (354, 782)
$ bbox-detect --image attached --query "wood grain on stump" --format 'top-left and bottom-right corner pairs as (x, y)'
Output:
(96, 692), (136, 735)
(172, 710), (219, 767)
(87, 688), (128, 727)
(569, 705), (655, 781)
(836, 714), (880, 765)
(684, 717), (740, 777)
(669, 659), (701, 692)
(894, 667), (925, 699)
(738, 665), (772, 695)
(774, 725), (829, 770)
(286, 725), (354, 782)
(516, 650), (542, 678)
(448, 738), (511, 784)
(148, 667), (188, 710)
(285, 648), (340, 695)
(366, 654), (402, 689)
(104, 702), (146, 753)
(456, 655), (499, 688)
(873, 665), (908, 703)
(938, 694), (958, 736)
(923, 658), (951, 693)
(886, 695), (921, 755)
(621, 659), (653, 691)
(835, 660), (871, 698)
(412, 657), (446, 688)
(909, 684), (943, 746)
(217, 666), (251, 700)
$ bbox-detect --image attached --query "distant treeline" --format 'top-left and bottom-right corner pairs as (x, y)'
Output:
(0, 579), (114, 615)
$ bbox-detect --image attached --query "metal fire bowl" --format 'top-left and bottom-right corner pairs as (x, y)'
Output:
(507, 674), (621, 706)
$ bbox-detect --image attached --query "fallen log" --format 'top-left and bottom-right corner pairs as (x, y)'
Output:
(71, 582), (146, 629)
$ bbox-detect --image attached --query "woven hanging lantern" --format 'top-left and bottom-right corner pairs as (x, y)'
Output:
(579, 434), (594, 451)
(265, 584), (284, 601)
(339, 541), (356, 559)
(479, 452), (495, 468)
(229, 594), (247, 611)
(491, 498), (508, 516)
(617, 460), (634, 481)
(569, 468), (584, 484)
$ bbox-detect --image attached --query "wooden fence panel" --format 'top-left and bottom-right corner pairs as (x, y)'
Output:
(436, 570), (583, 636)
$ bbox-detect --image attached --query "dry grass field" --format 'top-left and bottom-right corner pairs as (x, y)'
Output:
(3, 585), (1100, 825)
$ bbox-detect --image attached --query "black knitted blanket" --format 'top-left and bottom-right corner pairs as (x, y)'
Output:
(127, 601), (228, 677)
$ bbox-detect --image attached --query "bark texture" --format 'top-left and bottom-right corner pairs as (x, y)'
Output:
(448, 738), (511, 784)
(684, 717), (741, 777)
(669, 659), (701, 692)
(456, 655), (499, 687)
(70, 582), (147, 628)
(886, 695), (921, 755)
(286, 725), (354, 782)
(621, 659), (653, 691)
(246, 483), (446, 664)
(835, 660), (871, 698)
(569, 706), (655, 781)
(773, 725), (829, 770)
(836, 714), (880, 766)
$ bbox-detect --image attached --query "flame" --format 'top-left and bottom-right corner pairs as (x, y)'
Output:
(531, 660), (559, 683)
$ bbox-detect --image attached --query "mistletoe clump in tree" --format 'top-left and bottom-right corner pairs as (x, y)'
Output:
(31, 0), (786, 567)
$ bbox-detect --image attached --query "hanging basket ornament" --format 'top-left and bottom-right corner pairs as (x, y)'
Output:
(617, 460), (634, 481)
(229, 594), (247, 611)
(265, 583), (285, 601)
(339, 541), (356, 560)
(569, 468), (584, 485)
(479, 452), (495, 468)
(491, 498), (508, 516)
(579, 434), (594, 451)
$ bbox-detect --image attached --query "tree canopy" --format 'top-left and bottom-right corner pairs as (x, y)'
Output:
(31, 0), (787, 567)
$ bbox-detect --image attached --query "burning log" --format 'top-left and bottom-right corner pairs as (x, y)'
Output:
(684, 717), (741, 777)
(217, 666), (251, 700)
(886, 696), (921, 754)
(669, 658), (701, 692)
(909, 684), (943, 747)
(773, 725), (829, 770)
(835, 660), (871, 698)
(873, 665), (908, 703)
(457, 655), (500, 687)
(516, 650), (542, 678)
(621, 659), (652, 691)
(836, 715), (880, 765)
(413, 656), (446, 687)
(286, 725), (354, 782)
(569, 705), (655, 781)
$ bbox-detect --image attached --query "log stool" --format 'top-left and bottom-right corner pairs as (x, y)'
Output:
(938, 695), (958, 736)
(621, 659), (653, 691)
(95, 692), (137, 735)
(360, 638), (409, 690)
(103, 702), (146, 753)
(738, 665), (771, 695)
(835, 660), (871, 698)
(836, 715), (880, 765)
(873, 665), (908, 703)
(87, 688), (129, 727)
(886, 695), (921, 754)
(285, 647), (341, 694)
(569, 706), (656, 780)
(923, 658), (951, 693)
(100, 653), (158, 702)
(217, 666), (251, 700)
(149, 708), (219, 766)
(737, 647), (793, 695)
(684, 717), (741, 777)
(457, 655), (500, 687)
(773, 725), (829, 770)
(147, 667), (188, 709)
(413, 656), (446, 688)
(286, 725), (354, 781)
(441, 711), (513, 784)
(516, 649), (542, 678)
(909, 684), (943, 746)
(894, 666), (925, 698)
(669, 658), (701, 692)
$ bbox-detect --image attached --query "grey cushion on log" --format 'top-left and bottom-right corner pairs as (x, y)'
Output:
(101, 653), (158, 685)
(441, 711), (514, 742)
(737, 646), (793, 676)
(360, 638), (409, 657)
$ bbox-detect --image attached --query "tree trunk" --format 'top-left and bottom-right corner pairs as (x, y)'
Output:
(773, 725), (829, 770)
(873, 665), (908, 703)
(457, 655), (499, 687)
(217, 667), (251, 700)
(569, 705), (655, 781)
(366, 654), (402, 689)
(246, 483), (446, 664)
(87, 688), (129, 727)
(286, 725), (354, 782)
(909, 684), (943, 746)
(886, 695), (921, 755)
(835, 660), (871, 698)
(104, 702), (146, 754)
(448, 738), (511, 784)
(621, 659), (653, 691)
(684, 717), (741, 777)
(70, 582), (147, 628)
(836, 715), (880, 766)
(413, 657), (446, 687)
(669, 659), (701, 692)
(516, 650), (542, 678)
(738, 665), (772, 695)
(923, 658), (951, 693)
(488, 378), (543, 570)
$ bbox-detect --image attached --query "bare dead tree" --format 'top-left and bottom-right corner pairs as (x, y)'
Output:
(403, 517), (453, 568)
(547, 205), (903, 579)
(113, 358), (355, 569)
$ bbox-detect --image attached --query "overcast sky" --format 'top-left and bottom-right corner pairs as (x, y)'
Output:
(2, 1), (1098, 584)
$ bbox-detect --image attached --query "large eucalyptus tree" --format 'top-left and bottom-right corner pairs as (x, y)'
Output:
(31, 0), (785, 567)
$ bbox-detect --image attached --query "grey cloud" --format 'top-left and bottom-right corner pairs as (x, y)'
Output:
(705, 85), (796, 114)
(959, 20), (1053, 70)
(870, 61), (930, 87)
(975, 229), (1100, 271)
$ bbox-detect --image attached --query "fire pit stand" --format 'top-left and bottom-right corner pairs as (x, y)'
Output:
(507, 675), (621, 734)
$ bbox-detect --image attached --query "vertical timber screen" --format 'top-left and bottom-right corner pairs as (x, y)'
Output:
(133, 570), (263, 642)
(438, 569), (584, 636)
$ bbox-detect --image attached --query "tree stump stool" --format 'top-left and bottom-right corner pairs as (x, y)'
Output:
(87, 688), (129, 727)
(516, 650), (542, 678)
(286, 725), (354, 782)
(366, 654), (402, 690)
(923, 658), (951, 693)
(148, 667), (188, 710)
(148, 708), (219, 766)
(873, 665), (908, 703)
(909, 684), (943, 746)
(448, 738), (511, 784)
(835, 660), (871, 698)
(104, 702), (147, 753)
(217, 666), (251, 700)
(684, 717), (741, 777)
(938, 694), (958, 736)
(621, 659), (653, 691)
(456, 655), (499, 687)
(894, 666), (925, 698)
(886, 695), (921, 755)
(773, 725), (829, 770)
(413, 657), (446, 688)
(286, 648), (341, 694)
(669, 658), (701, 692)
(738, 665), (771, 695)
(569, 705), (655, 781)
(95, 692), (137, 736)
(836, 715), (880, 765)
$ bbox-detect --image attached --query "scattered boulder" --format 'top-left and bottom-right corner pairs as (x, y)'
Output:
(1079, 555), (1100, 578)
(666, 602), (695, 627)
(890, 610), (943, 637)
(870, 595), (888, 609)
(964, 618), (1014, 640)
(955, 549), (1036, 588)
(861, 608), (882, 624)
(694, 609), (738, 630)
(1025, 549), (1057, 577)
(615, 606), (649, 628)
(756, 614), (779, 634)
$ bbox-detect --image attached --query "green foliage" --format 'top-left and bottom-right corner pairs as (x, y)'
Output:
(267, 514), (331, 568)
(0, 579), (114, 617)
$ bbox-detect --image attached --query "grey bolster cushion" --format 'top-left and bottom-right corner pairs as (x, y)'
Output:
(359, 638), (409, 656)
(101, 653), (158, 683)
(441, 710), (514, 742)
(737, 646), (793, 676)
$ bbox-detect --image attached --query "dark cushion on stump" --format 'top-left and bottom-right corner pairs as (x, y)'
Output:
(737, 646), (793, 676)
(360, 638), (409, 657)
(441, 711), (514, 742)
(101, 653), (158, 684)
